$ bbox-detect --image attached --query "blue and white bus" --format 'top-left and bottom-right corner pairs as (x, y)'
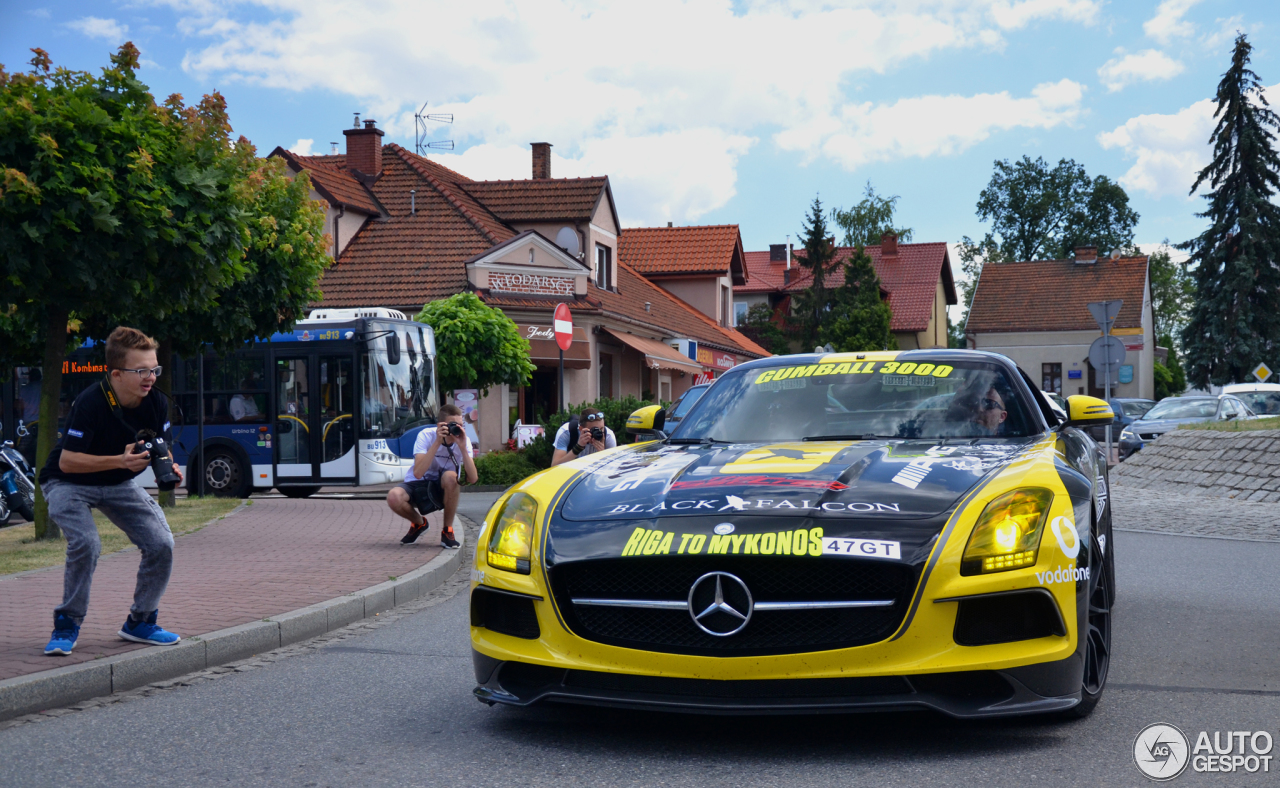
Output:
(1, 308), (438, 498)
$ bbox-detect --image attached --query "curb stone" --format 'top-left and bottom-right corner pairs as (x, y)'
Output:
(0, 517), (469, 721)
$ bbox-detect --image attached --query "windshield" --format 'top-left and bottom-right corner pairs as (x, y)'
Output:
(1119, 400), (1155, 417)
(1237, 392), (1280, 415)
(1144, 398), (1216, 420)
(360, 325), (436, 439)
(671, 385), (709, 419)
(673, 357), (1039, 441)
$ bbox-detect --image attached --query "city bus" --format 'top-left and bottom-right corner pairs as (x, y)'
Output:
(0, 308), (438, 498)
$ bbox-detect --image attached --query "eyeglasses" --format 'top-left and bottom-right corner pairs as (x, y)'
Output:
(119, 367), (163, 379)
(583, 413), (604, 422)
(980, 397), (1004, 411)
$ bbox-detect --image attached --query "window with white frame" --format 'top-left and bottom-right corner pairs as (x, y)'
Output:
(595, 244), (613, 290)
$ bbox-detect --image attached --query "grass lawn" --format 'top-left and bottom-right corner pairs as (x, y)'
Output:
(0, 496), (244, 577)
(1179, 416), (1280, 433)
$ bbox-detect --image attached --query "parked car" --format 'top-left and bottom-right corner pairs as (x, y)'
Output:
(664, 383), (710, 426)
(1221, 383), (1280, 416)
(1086, 398), (1155, 460)
(1122, 394), (1257, 449)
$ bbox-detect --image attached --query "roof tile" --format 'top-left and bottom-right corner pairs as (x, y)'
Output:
(618, 225), (746, 282)
(965, 257), (1149, 333)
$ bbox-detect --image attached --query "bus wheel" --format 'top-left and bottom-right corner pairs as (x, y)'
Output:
(195, 450), (250, 498)
(279, 486), (320, 499)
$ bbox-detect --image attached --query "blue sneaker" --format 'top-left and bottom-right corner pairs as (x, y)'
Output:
(118, 610), (181, 646)
(44, 614), (80, 655)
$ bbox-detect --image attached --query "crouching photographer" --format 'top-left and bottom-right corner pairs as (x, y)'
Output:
(551, 407), (617, 466)
(39, 327), (184, 656)
(386, 404), (477, 548)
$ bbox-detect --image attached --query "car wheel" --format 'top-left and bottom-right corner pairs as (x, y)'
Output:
(1058, 527), (1114, 719)
(193, 450), (250, 498)
(278, 486), (320, 499)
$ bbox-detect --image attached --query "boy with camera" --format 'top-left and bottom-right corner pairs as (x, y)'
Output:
(40, 327), (183, 655)
(551, 407), (617, 466)
(386, 404), (477, 547)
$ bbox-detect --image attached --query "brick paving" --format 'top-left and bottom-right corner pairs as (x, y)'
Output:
(0, 499), (445, 682)
(1112, 481), (1280, 542)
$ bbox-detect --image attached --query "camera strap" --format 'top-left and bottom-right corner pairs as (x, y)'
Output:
(101, 378), (137, 435)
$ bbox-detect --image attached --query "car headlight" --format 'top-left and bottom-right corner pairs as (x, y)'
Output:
(1120, 426), (1136, 439)
(486, 492), (537, 574)
(961, 489), (1053, 576)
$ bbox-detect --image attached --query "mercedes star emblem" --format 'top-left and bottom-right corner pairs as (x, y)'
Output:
(688, 571), (753, 636)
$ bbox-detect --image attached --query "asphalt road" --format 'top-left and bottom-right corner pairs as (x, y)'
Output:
(1, 495), (1278, 787)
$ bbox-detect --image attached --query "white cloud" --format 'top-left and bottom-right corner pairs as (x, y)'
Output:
(1097, 84), (1279, 198)
(780, 79), (1085, 170)
(1202, 15), (1246, 51)
(27, 8), (51, 19)
(64, 16), (130, 42)
(160, 0), (1100, 224)
(1097, 49), (1184, 92)
(1144, 0), (1200, 44)
(289, 138), (315, 155)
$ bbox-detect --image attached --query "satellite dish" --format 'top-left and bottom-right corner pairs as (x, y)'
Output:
(1109, 249), (1121, 260)
(555, 226), (580, 257)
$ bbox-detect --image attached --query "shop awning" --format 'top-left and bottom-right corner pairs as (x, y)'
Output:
(603, 328), (703, 375)
(517, 324), (591, 369)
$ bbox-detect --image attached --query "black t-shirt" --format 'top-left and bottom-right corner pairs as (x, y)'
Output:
(40, 383), (172, 486)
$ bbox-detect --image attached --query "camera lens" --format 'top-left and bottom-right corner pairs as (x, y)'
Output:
(449, 423), (463, 436)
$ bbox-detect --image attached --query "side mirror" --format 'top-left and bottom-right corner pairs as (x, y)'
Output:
(385, 333), (401, 366)
(1063, 395), (1115, 428)
(626, 405), (667, 439)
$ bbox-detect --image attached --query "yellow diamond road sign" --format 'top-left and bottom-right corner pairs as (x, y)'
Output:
(1254, 362), (1273, 383)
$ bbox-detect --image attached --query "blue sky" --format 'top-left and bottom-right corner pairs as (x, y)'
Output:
(4, 1), (1275, 265)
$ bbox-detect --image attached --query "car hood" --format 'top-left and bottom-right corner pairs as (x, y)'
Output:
(558, 438), (1041, 522)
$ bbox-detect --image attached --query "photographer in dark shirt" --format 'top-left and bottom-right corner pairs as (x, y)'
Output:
(39, 327), (184, 656)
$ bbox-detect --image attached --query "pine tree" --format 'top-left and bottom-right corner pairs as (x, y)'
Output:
(796, 195), (838, 336)
(819, 247), (897, 352)
(1180, 34), (1280, 386)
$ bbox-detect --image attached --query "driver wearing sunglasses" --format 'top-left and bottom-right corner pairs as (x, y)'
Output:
(551, 407), (617, 466)
(971, 386), (1008, 435)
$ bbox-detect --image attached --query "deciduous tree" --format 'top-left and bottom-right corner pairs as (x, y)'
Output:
(830, 182), (913, 248)
(1179, 34), (1280, 387)
(416, 293), (535, 396)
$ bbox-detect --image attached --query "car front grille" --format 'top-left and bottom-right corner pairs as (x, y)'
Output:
(548, 557), (917, 657)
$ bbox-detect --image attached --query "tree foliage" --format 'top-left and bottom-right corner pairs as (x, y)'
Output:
(737, 302), (791, 356)
(830, 182), (913, 248)
(974, 155), (1139, 262)
(795, 195), (838, 332)
(1, 45), (252, 536)
(416, 292), (535, 396)
(1179, 34), (1280, 387)
(1148, 242), (1194, 345)
(816, 247), (897, 353)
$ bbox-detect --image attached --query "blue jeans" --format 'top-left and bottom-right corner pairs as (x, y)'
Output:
(43, 478), (175, 625)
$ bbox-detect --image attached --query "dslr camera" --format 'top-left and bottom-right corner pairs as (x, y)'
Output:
(447, 422), (464, 437)
(133, 429), (181, 491)
(590, 426), (604, 441)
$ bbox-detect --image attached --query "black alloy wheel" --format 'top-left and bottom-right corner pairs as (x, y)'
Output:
(194, 450), (250, 498)
(278, 486), (320, 499)
(1060, 524), (1114, 719)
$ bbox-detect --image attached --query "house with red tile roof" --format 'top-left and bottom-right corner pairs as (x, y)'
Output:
(735, 234), (958, 351)
(618, 224), (747, 333)
(270, 123), (768, 450)
(965, 246), (1153, 399)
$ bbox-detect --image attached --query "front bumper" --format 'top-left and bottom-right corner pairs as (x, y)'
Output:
(473, 651), (1083, 718)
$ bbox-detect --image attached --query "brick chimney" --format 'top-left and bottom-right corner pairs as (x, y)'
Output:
(531, 142), (552, 179)
(881, 231), (898, 257)
(769, 244), (787, 262)
(343, 119), (384, 176)
(1074, 245), (1098, 265)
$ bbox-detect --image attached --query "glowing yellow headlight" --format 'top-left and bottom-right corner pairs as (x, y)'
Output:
(961, 488), (1053, 576)
(487, 492), (538, 574)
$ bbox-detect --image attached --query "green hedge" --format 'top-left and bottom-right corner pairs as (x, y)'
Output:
(474, 450), (541, 486)
(520, 395), (668, 470)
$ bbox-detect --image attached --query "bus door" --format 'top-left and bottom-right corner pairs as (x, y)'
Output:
(273, 350), (357, 486)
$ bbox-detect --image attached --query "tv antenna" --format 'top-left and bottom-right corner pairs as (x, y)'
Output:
(415, 101), (454, 155)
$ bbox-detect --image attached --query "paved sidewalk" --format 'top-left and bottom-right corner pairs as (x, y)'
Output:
(1112, 481), (1280, 542)
(0, 498), (448, 682)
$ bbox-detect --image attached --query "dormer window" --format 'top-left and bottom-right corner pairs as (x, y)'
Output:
(596, 243), (614, 291)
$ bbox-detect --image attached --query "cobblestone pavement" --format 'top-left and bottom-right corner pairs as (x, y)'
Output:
(0, 517), (476, 733)
(1112, 481), (1280, 541)
(0, 497), (447, 682)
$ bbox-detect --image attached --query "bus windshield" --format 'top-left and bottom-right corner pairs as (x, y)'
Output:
(361, 324), (435, 439)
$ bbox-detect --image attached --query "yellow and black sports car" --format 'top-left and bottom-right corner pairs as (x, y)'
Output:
(470, 350), (1115, 718)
